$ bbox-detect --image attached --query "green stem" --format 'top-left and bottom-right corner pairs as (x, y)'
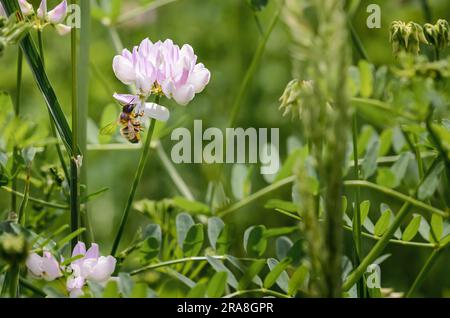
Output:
(156, 144), (194, 200)
(406, 246), (446, 297)
(344, 180), (448, 218)
(116, 0), (179, 25)
(17, 167), (31, 225)
(223, 288), (291, 299)
(11, 48), (23, 213)
(110, 97), (160, 256)
(1, 186), (69, 209)
(77, 0), (92, 243)
(352, 114), (364, 297)
(70, 0), (80, 249)
(228, 4), (282, 127)
(130, 255), (256, 276)
(348, 21), (369, 61)
(8, 265), (19, 298)
(218, 176), (295, 217)
(37, 29), (70, 184)
(420, 0), (432, 22)
(343, 160), (442, 291)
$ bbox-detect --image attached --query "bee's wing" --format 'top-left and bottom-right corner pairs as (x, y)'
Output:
(99, 121), (119, 136)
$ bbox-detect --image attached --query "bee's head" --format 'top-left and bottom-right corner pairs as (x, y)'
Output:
(122, 104), (135, 113)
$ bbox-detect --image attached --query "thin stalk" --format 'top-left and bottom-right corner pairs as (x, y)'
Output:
(406, 243), (448, 297)
(37, 29), (70, 183)
(223, 289), (291, 299)
(343, 160), (442, 291)
(352, 114), (364, 297)
(116, 0), (180, 25)
(228, 5), (282, 127)
(156, 144), (194, 200)
(8, 265), (19, 298)
(17, 167), (31, 225)
(130, 255), (256, 276)
(218, 176), (296, 217)
(11, 48), (23, 212)
(348, 21), (369, 61)
(344, 180), (448, 218)
(1, 186), (69, 209)
(70, 0), (80, 249)
(110, 97), (160, 256)
(77, 0), (92, 243)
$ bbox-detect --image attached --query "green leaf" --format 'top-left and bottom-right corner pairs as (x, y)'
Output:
(99, 103), (118, 144)
(182, 224), (204, 257)
(419, 217), (431, 242)
(360, 200), (371, 223)
(374, 209), (391, 236)
(359, 60), (374, 98)
(139, 237), (160, 261)
(275, 147), (307, 182)
(288, 264), (309, 296)
(238, 259), (266, 290)
(207, 272), (228, 298)
(158, 279), (189, 298)
(176, 213), (194, 248)
(56, 228), (86, 249)
(118, 273), (133, 298)
(390, 152), (412, 188)
(373, 66), (388, 99)
(103, 281), (120, 298)
(231, 164), (250, 200)
(276, 237), (293, 260)
(264, 199), (297, 213)
(402, 215), (421, 242)
(378, 129), (393, 156)
(187, 282), (207, 298)
(376, 168), (397, 188)
(21, 147), (36, 165)
(351, 98), (396, 128)
(173, 197), (211, 215)
(362, 140), (379, 179)
(418, 161), (445, 201)
(243, 225), (267, 257)
(143, 223), (162, 244)
(216, 224), (233, 254)
(265, 258), (290, 293)
(206, 256), (238, 289)
(207, 217), (224, 250)
(131, 283), (150, 298)
(430, 214), (444, 242)
(357, 125), (376, 157)
(348, 66), (361, 97)
(287, 240), (302, 265)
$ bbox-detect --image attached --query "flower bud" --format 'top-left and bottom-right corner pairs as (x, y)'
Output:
(390, 21), (428, 55)
(279, 79), (314, 120)
(0, 233), (29, 266)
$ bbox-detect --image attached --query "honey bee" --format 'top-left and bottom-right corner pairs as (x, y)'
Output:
(100, 104), (144, 144)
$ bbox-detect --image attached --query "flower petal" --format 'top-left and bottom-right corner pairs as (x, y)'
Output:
(113, 93), (139, 106)
(37, 0), (47, 20)
(47, 0), (67, 24)
(85, 243), (99, 260)
(191, 63), (211, 93)
(55, 24), (71, 36)
(113, 55), (136, 85)
(26, 253), (43, 277)
(173, 84), (195, 106)
(18, 0), (34, 16)
(72, 241), (86, 258)
(143, 103), (170, 122)
(87, 256), (116, 282)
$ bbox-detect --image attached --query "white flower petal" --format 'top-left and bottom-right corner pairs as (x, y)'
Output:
(55, 24), (71, 36)
(26, 253), (43, 277)
(173, 84), (195, 106)
(144, 103), (170, 122)
(18, 0), (34, 16)
(113, 55), (136, 85)
(47, 0), (67, 24)
(87, 256), (116, 283)
(37, 0), (47, 20)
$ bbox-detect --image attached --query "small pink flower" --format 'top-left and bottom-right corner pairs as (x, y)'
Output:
(18, 0), (34, 16)
(47, 0), (67, 24)
(67, 242), (117, 298)
(26, 251), (62, 281)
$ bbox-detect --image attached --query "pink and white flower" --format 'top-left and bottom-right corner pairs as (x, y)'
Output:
(66, 242), (117, 298)
(112, 38), (211, 115)
(18, 0), (71, 35)
(26, 251), (62, 281)
(0, 3), (6, 17)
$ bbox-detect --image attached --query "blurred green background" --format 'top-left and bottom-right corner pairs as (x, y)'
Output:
(0, 0), (449, 297)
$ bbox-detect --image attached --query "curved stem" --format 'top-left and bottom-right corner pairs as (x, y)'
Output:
(1, 186), (69, 209)
(111, 97), (159, 256)
(17, 167), (31, 225)
(218, 176), (295, 217)
(130, 255), (256, 276)
(406, 247), (442, 297)
(223, 289), (291, 299)
(344, 180), (448, 218)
